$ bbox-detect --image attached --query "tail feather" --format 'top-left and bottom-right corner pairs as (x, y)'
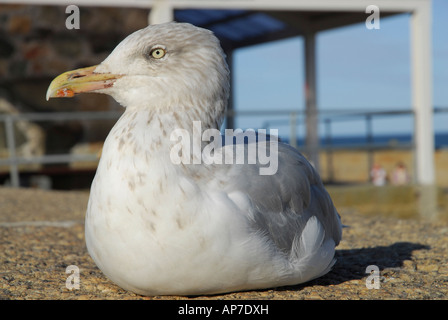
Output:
(289, 216), (336, 283)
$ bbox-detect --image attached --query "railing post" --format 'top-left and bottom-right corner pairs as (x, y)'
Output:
(289, 111), (297, 149)
(324, 118), (334, 183)
(366, 114), (374, 182)
(4, 115), (20, 188)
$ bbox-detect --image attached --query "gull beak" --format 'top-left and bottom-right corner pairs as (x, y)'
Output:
(46, 65), (123, 101)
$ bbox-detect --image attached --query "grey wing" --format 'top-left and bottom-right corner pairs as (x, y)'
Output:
(222, 139), (342, 255)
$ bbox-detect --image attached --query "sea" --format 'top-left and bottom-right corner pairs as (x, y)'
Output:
(282, 132), (448, 150)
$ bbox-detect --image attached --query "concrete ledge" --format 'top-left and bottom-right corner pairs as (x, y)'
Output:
(327, 185), (448, 220)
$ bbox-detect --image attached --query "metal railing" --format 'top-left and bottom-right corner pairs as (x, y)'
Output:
(0, 111), (123, 187)
(1, 107), (447, 188)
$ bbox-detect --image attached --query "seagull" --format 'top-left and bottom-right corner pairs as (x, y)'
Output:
(47, 22), (342, 296)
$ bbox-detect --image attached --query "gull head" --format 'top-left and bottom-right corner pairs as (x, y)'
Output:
(47, 22), (230, 119)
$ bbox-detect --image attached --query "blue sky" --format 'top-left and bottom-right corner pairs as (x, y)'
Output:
(232, 0), (448, 138)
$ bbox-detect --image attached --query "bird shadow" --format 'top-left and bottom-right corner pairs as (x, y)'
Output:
(179, 242), (429, 299)
(279, 241), (430, 291)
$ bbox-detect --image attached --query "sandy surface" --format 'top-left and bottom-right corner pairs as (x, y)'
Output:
(1, 187), (447, 300)
(319, 149), (448, 187)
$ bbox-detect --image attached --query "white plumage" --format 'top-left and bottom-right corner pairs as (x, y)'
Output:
(47, 22), (342, 296)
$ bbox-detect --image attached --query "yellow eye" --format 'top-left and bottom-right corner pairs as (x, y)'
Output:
(150, 47), (166, 59)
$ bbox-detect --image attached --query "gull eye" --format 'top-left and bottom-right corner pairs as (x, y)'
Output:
(150, 47), (166, 59)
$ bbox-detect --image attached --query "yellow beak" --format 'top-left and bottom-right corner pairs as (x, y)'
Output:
(46, 65), (123, 101)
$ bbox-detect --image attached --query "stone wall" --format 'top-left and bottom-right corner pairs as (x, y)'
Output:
(0, 4), (150, 170)
(1, 4), (149, 83)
